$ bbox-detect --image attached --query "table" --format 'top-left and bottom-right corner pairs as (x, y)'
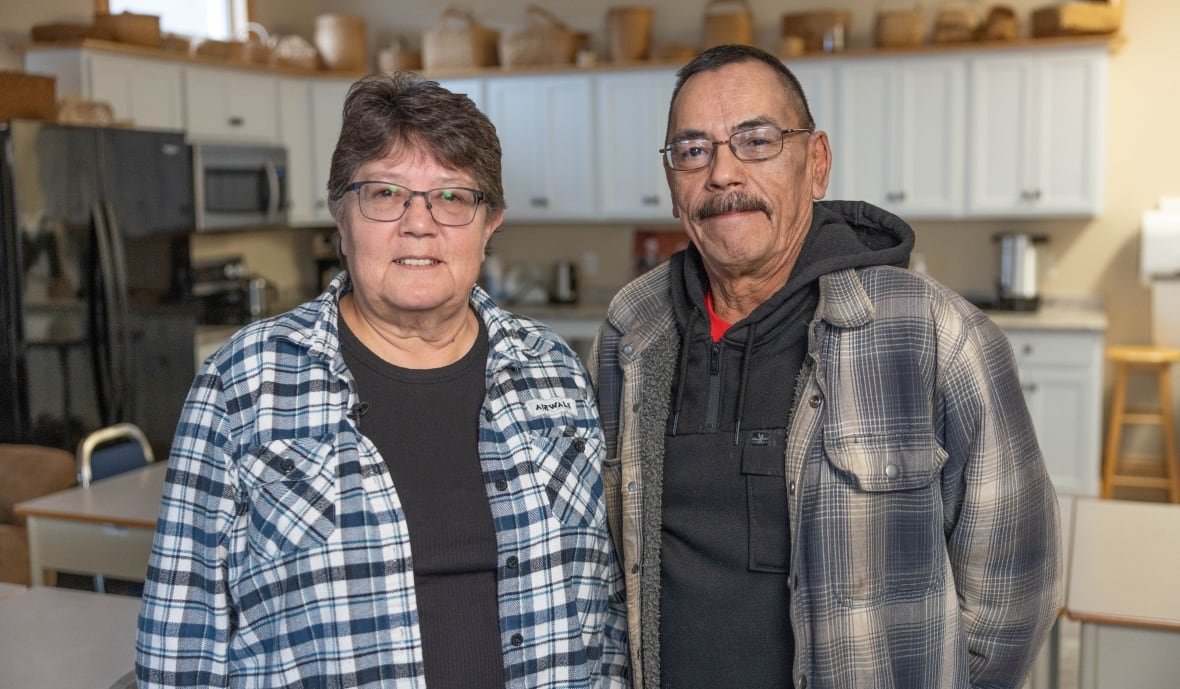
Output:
(1066, 497), (1180, 689)
(0, 586), (141, 689)
(1026, 494), (1076, 689)
(13, 462), (166, 586)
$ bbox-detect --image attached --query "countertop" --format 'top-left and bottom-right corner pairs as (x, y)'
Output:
(983, 302), (1108, 332)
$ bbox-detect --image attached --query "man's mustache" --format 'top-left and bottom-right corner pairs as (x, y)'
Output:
(693, 192), (770, 222)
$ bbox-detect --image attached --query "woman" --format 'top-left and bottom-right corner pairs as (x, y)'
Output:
(136, 73), (628, 689)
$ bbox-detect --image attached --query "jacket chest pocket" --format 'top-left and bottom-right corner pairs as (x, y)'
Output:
(529, 426), (604, 528)
(821, 433), (949, 606)
(241, 436), (338, 559)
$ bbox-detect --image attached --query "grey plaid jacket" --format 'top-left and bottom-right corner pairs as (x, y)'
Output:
(137, 272), (628, 688)
(589, 260), (1061, 689)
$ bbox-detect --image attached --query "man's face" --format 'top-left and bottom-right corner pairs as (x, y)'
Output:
(337, 149), (501, 319)
(665, 61), (831, 283)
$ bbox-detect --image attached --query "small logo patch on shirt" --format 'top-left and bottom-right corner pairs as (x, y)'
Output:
(528, 398), (577, 416)
(750, 431), (771, 446)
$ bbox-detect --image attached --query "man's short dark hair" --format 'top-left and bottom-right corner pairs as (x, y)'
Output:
(668, 44), (816, 134)
(327, 72), (505, 220)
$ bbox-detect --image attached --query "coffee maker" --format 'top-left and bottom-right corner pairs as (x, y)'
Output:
(994, 232), (1048, 311)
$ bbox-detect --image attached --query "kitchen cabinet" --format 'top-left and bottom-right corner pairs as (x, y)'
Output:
(434, 78), (485, 114)
(788, 61), (838, 200)
(1003, 327), (1103, 496)
(485, 75), (595, 221)
(183, 65), (279, 142)
(276, 77), (350, 227)
(24, 49), (184, 130)
(834, 56), (965, 217)
(594, 70), (676, 221)
(967, 46), (1107, 217)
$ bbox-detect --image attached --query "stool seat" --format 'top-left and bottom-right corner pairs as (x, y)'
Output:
(1107, 345), (1180, 366)
(1102, 345), (1180, 502)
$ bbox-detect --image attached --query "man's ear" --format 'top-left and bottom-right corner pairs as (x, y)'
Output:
(809, 130), (832, 201)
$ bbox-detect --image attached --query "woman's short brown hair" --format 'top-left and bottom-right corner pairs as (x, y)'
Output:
(326, 72), (505, 220)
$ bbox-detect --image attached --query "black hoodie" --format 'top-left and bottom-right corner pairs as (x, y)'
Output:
(659, 200), (913, 689)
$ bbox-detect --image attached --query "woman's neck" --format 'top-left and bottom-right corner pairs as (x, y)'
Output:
(339, 293), (480, 369)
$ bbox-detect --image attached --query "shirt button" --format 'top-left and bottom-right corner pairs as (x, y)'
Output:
(808, 395), (821, 408)
(510, 633), (524, 646)
(484, 408), (493, 422)
(495, 479), (508, 491)
(622, 345), (634, 355)
(506, 555), (518, 568)
(279, 458), (295, 473)
(632, 402), (641, 413)
(627, 481), (637, 492)
(797, 676), (807, 689)
(885, 463), (900, 479)
(789, 480), (796, 496)
(573, 438), (586, 452)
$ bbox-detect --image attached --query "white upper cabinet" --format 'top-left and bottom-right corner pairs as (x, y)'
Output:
(310, 79), (351, 223)
(834, 56), (965, 217)
(24, 49), (184, 131)
(434, 78), (485, 115)
(278, 77), (350, 227)
(183, 65), (279, 142)
(595, 70), (676, 222)
(788, 61), (838, 200)
(967, 46), (1107, 217)
(485, 75), (595, 221)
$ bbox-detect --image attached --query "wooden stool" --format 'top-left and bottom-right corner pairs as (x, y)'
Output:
(1101, 345), (1180, 502)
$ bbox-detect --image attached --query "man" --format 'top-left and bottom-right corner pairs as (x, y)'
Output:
(590, 44), (1061, 689)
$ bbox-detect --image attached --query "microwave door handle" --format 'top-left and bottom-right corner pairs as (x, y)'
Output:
(89, 201), (116, 424)
(102, 201), (132, 420)
(265, 161), (279, 219)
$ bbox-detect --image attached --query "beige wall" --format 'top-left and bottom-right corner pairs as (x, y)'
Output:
(4, 0), (1177, 349)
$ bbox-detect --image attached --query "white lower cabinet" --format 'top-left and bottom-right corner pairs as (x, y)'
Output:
(1003, 328), (1104, 496)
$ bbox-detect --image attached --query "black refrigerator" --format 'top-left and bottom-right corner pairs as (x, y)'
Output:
(0, 119), (197, 456)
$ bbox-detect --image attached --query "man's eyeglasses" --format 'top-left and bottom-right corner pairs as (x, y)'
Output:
(344, 182), (486, 226)
(660, 126), (813, 171)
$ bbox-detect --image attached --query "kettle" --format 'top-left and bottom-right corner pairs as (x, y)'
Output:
(994, 232), (1048, 311)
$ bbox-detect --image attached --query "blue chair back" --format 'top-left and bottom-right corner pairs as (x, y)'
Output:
(76, 423), (155, 486)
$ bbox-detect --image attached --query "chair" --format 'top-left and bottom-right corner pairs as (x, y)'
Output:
(1101, 345), (1180, 502)
(0, 444), (77, 585)
(75, 423), (155, 593)
(77, 422), (155, 487)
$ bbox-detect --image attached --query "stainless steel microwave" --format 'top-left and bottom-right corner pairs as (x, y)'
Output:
(191, 142), (289, 231)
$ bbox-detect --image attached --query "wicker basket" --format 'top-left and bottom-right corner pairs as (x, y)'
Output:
(0, 72), (56, 122)
(378, 38), (422, 72)
(781, 10), (852, 53)
(93, 12), (161, 48)
(702, 0), (754, 49)
(423, 7), (500, 70)
(1031, 0), (1122, 38)
(875, 5), (926, 48)
(30, 22), (114, 42)
(979, 5), (1020, 40)
(606, 6), (654, 62)
(500, 5), (579, 67)
(315, 14), (368, 71)
(933, 2), (980, 43)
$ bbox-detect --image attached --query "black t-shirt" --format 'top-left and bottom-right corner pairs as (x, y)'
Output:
(340, 313), (504, 689)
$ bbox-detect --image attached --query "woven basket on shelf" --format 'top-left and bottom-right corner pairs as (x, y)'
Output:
(979, 5), (1020, 40)
(605, 6), (654, 62)
(874, 4), (926, 48)
(500, 5), (579, 67)
(93, 12), (161, 48)
(1031, 0), (1122, 38)
(423, 7), (500, 70)
(702, 0), (754, 49)
(378, 38), (422, 72)
(0, 71), (56, 122)
(933, 2), (980, 43)
(315, 14), (368, 71)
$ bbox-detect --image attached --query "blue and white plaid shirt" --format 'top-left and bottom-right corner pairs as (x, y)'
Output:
(136, 273), (629, 688)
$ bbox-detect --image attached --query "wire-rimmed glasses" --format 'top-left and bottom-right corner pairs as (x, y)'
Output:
(660, 126), (813, 171)
(344, 181), (486, 226)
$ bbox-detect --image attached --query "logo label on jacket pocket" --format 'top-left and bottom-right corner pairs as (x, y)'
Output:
(528, 398), (576, 416)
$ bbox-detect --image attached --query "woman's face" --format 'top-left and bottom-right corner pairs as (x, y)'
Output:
(337, 149), (502, 321)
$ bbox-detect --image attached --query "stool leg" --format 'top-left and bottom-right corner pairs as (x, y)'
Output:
(1158, 364), (1180, 503)
(1102, 362), (1129, 499)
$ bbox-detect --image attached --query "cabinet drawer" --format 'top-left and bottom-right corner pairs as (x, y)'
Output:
(1004, 329), (1098, 367)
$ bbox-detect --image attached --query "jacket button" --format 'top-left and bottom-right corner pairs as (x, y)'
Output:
(885, 463), (900, 479)
(279, 458), (295, 473)
(797, 676), (807, 689)
(632, 402), (641, 413)
(573, 438), (586, 452)
(495, 479), (508, 491)
(484, 408), (493, 422)
(506, 555), (518, 568)
(510, 633), (524, 646)
(808, 395), (821, 408)
(789, 480), (796, 496)
(631, 564), (639, 574)
(627, 481), (637, 492)
(622, 344), (634, 355)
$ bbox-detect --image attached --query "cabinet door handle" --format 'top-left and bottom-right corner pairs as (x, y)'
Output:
(1023, 344), (1033, 356)
(1022, 383), (1039, 394)
(641, 195), (660, 206)
(529, 197), (549, 208)
(886, 191), (906, 202)
(315, 199), (326, 209)
(228, 116), (245, 127)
